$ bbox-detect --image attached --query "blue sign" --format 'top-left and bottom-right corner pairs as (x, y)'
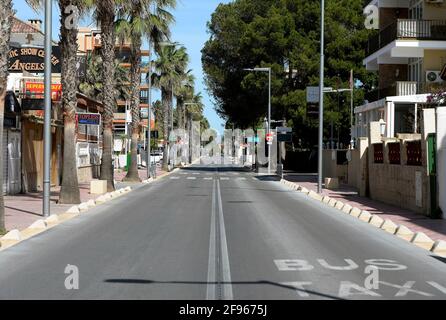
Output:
(77, 113), (101, 126)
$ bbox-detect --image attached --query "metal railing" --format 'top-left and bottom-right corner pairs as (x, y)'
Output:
(366, 19), (446, 56)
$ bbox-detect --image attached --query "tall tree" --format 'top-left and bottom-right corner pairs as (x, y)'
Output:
(79, 53), (130, 102)
(0, 0), (13, 233)
(202, 0), (375, 148)
(152, 44), (189, 171)
(117, 0), (175, 181)
(25, 0), (93, 204)
(57, 0), (93, 204)
(97, 0), (117, 191)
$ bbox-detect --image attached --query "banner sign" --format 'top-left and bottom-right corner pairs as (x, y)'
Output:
(25, 82), (62, 101)
(77, 113), (101, 126)
(9, 46), (61, 73)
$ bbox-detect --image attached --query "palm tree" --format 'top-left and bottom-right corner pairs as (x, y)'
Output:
(25, 0), (94, 204)
(175, 71), (194, 130)
(152, 44), (189, 171)
(79, 53), (130, 102)
(57, 0), (94, 204)
(117, 0), (175, 181)
(0, 0), (13, 233)
(97, 0), (117, 191)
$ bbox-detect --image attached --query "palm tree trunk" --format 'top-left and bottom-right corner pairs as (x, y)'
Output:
(0, 0), (13, 233)
(162, 89), (170, 171)
(58, 0), (81, 204)
(124, 36), (141, 182)
(98, 1), (116, 192)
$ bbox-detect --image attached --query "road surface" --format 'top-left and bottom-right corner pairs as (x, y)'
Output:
(0, 164), (445, 300)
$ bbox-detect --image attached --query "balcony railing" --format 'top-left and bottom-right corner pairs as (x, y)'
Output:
(365, 81), (418, 102)
(366, 19), (446, 56)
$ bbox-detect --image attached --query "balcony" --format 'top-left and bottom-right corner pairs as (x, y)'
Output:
(366, 19), (446, 56)
(365, 81), (418, 102)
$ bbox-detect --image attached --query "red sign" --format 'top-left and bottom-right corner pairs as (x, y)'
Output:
(266, 133), (273, 142)
(25, 82), (62, 101)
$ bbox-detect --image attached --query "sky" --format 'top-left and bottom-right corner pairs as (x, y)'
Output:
(12, 0), (229, 133)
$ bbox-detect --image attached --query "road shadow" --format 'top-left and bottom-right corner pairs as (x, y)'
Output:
(104, 278), (344, 300)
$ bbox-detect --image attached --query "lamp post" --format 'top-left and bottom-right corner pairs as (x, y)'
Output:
(244, 67), (272, 175)
(43, 0), (53, 217)
(318, 0), (325, 194)
(147, 39), (153, 179)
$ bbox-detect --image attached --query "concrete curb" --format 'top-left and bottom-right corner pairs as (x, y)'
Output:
(410, 232), (435, 250)
(395, 225), (415, 241)
(279, 178), (446, 257)
(431, 240), (446, 257)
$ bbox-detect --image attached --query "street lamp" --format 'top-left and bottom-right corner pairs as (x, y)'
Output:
(317, 0), (325, 194)
(43, 0), (53, 217)
(244, 67), (272, 175)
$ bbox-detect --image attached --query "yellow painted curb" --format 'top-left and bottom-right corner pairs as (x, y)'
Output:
(369, 215), (385, 228)
(381, 219), (398, 234)
(395, 225), (415, 241)
(350, 207), (362, 218)
(359, 211), (372, 223)
(410, 232), (435, 251)
(431, 240), (446, 257)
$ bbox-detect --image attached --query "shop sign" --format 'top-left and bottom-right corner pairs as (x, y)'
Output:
(9, 46), (61, 73)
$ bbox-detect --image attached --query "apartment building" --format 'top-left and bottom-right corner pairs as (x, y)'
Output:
(76, 28), (153, 156)
(354, 0), (446, 139)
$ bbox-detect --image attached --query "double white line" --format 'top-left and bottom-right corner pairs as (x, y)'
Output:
(207, 179), (233, 300)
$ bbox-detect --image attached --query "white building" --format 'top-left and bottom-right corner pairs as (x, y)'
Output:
(354, 0), (446, 139)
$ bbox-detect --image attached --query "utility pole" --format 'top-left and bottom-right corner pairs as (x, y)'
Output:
(318, 0), (325, 194)
(43, 0), (52, 217)
(147, 38), (153, 179)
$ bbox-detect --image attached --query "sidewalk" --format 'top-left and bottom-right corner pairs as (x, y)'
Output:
(283, 172), (446, 242)
(3, 166), (167, 232)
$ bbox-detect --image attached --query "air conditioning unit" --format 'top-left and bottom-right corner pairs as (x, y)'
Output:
(426, 0), (444, 4)
(426, 70), (444, 84)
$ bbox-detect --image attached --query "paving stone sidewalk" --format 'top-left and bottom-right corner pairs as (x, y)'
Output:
(4, 167), (167, 232)
(283, 172), (446, 242)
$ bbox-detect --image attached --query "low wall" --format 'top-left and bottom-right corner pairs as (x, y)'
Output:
(77, 165), (100, 184)
(323, 150), (348, 183)
(368, 162), (428, 214)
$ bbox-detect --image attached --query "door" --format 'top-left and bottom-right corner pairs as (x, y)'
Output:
(7, 131), (21, 194)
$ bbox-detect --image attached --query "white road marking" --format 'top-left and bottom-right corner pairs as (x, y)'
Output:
(193, 172), (201, 175)
(427, 282), (446, 294)
(170, 177), (180, 180)
(217, 179), (234, 300)
(338, 281), (381, 298)
(282, 282), (313, 298)
(380, 281), (433, 297)
(204, 177), (213, 180)
(317, 259), (359, 271)
(237, 177), (246, 181)
(206, 180), (217, 300)
(274, 259), (314, 271)
(220, 177), (229, 181)
(187, 177), (197, 180)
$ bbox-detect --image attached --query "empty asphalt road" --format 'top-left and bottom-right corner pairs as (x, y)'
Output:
(0, 164), (446, 300)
